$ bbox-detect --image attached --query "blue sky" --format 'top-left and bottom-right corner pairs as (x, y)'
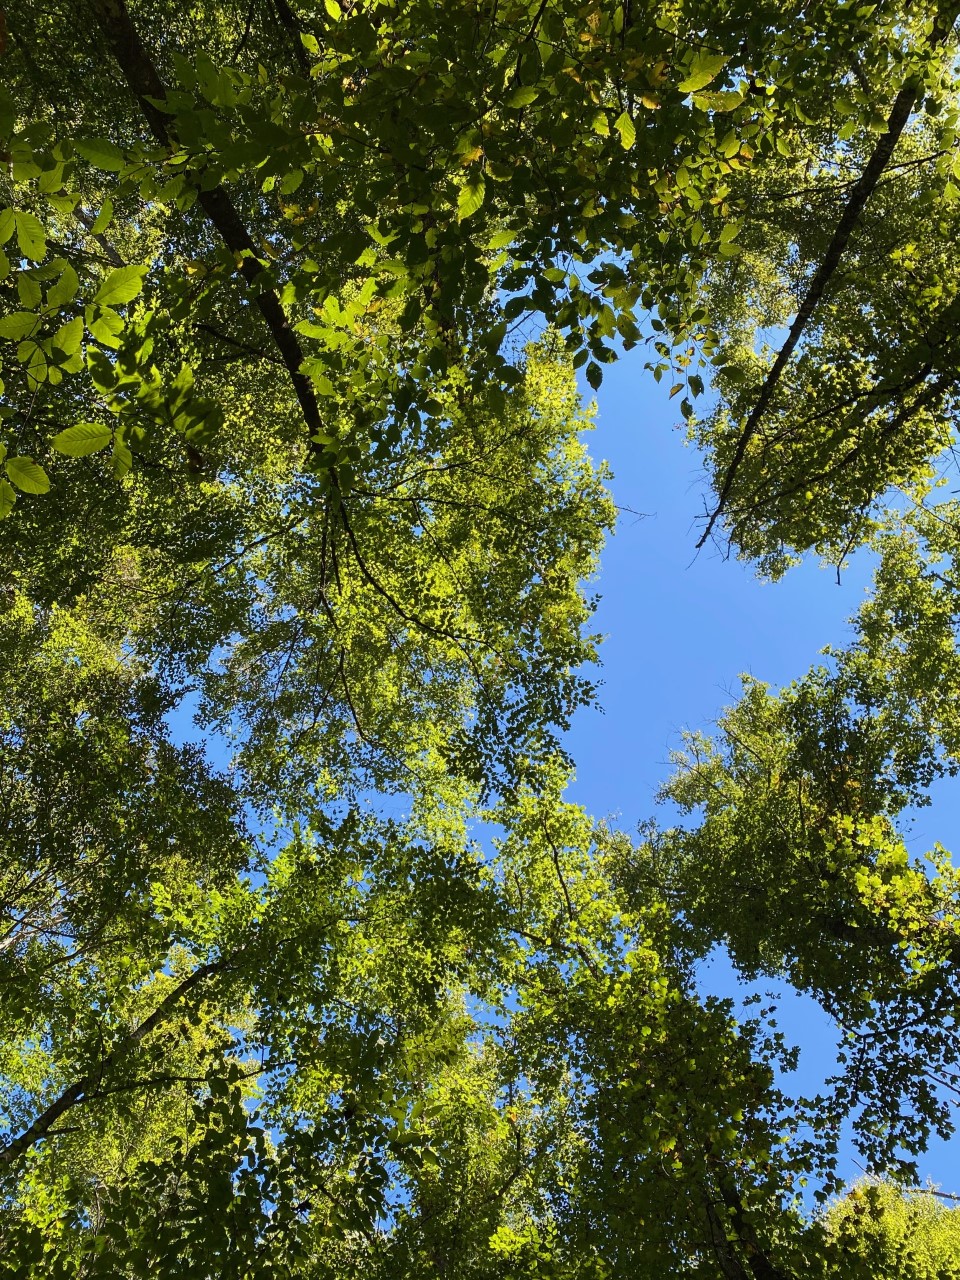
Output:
(567, 346), (960, 1195)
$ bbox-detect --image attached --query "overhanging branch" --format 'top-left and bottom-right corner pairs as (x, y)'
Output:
(0, 956), (226, 1166)
(87, 0), (323, 454)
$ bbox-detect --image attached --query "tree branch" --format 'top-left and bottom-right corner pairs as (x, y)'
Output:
(0, 956), (227, 1166)
(73, 206), (126, 266)
(87, 0), (323, 453)
(698, 17), (955, 549)
(271, 0), (312, 76)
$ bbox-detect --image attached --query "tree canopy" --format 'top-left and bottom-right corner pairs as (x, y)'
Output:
(3, 0), (960, 1276)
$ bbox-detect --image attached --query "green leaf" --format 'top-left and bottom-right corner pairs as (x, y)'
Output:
(0, 479), (15, 518)
(0, 208), (14, 245)
(301, 32), (320, 54)
(91, 199), (114, 235)
(112, 441), (133, 478)
(47, 263), (80, 310)
(51, 422), (112, 456)
(47, 194), (80, 216)
(506, 86), (539, 109)
(93, 266), (146, 307)
(52, 315), (84, 357)
(585, 361), (602, 390)
(719, 220), (741, 244)
(6, 456), (50, 494)
(692, 88), (746, 112)
(15, 211), (46, 262)
(17, 273), (42, 310)
(19, 341), (47, 390)
(324, 0), (342, 17)
(86, 305), (125, 347)
(457, 174), (486, 222)
(0, 312), (39, 341)
(678, 53), (728, 94)
(75, 137), (126, 172)
(614, 111), (636, 150)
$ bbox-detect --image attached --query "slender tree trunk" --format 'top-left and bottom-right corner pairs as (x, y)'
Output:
(698, 9), (958, 548)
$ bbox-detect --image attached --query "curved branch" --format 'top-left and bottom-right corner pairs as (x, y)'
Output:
(87, 0), (323, 452)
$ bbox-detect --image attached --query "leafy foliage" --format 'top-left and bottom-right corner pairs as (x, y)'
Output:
(1, 1), (960, 1277)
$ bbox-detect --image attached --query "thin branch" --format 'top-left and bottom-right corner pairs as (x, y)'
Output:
(230, 0), (257, 64)
(196, 321), (283, 365)
(87, 0), (324, 453)
(697, 19), (955, 549)
(523, 0), (551, 44)
(73, 206), (126, 266)
(271, 0), (311, 76)
(0, 955), (229, 1166)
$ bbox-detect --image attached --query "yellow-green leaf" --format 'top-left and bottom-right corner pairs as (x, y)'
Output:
(692, 87), (746, 112)
(6, 456), (50, 494)
(51, 422), (112, 456)
(15, 211), (46, 261)
(47, 263), (80, 311)
(17, 273), (42, 310)
(93, 265), (146, 306)
(75, 137), (126, 172)
(0, 312), (39, 341)
(52, 315), (84, 356)
(678, 53), (728, 94)
(457, 174), (486, 222)
(112, 441), (133, 478)
(86, 305), (125, 348)
(506, 86), (539, 109)
(486, 229), (514, 250)
(614, 111), (636, 150)
(280, 168), (305, 195)
(91, 199), (114, 235)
